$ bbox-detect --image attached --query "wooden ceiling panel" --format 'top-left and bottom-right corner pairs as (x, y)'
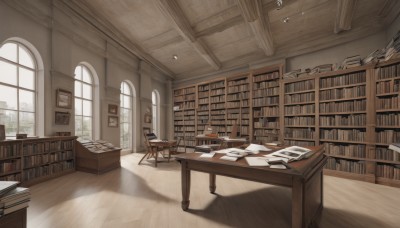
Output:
(176, 0), (237, 26)
(148, 40), (212, 75)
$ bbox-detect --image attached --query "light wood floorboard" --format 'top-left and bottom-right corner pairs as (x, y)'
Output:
(27, 153), (400, 228)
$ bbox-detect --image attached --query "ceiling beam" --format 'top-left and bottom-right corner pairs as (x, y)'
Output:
(236, 0), (274, 56)
(378, 0), (400, 25)
(334, 0), (358, 34)
(156, 0), (221, 70)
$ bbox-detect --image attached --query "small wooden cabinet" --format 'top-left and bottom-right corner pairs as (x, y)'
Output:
(0, 206), (27, 228)
(75, 141), (121, 174)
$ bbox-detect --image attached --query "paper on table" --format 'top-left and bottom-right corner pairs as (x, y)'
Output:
(199, 152), (215, 158)
(245, 157), (270, 166)
(270, 164), (287, 169)
(245, 144), (271, 153)
(220, 155), (238, 161)
(265, 157), (289, 164)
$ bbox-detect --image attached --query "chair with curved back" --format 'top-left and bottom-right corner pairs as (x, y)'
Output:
(167, 137), (186, 161)
(138, 132), (164, 167)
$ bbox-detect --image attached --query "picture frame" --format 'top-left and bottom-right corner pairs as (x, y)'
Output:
(108, 116), (119, 127)
(108, 104), (118, 115)
(144, 113), (152, 123)
(143, 127), (151, 135)
(56, 89), (72, 109)
(55, 111), (70, 125)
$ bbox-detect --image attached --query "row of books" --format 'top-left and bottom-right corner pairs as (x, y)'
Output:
(376, 130), (400, 144)
(253, 106), (279, 117)
(174, 94), (195, 102)
(284, 80), (315, 93)
(174, 87), (196, 96)
(210, 103), (225, 110)
(23, 151), (74, 168)
(227, 92), (249, 100)
(253, 97), (279, 106)
(197, 110), (209, 116)
(0, 173), (21, 182)
(319, 100), (366, 113)
(227, 78), (249, 86)
(253, 72), (279, 82)
(253, 129), (279, 137)
(324, 143), (366, 158)
(376, 80), (400, 94)
(320, 129), (366, 141)
(284, 128), (315, 139)
(319, 114), (366, 126)
(210, 95), (225, 103)
(285, 92), (315, 103)
(253, 87), (279, 97)
(0, 160), (21, 174)
(376, 164), (400, 180)
(285, 116), (315, 125)
(376, 96), (400, 110)
(320, 85), (365, 100)
(0, 181), (30, 217)
(198, 91), (208, 98)
(254, 120), (279, 128)
(284, 140), (315, 146)
(320, 72), (366, 88)
(284, 104), (315, 115)
(22, 140), (73, 156)
(378, 63), (400, 79)
(210, 89), (225, 96)
(198, 85), (209, 92)
(210, 81), (225, 89)
(376, 113), (400, 126)
(0, 144), (21, 160)
(253, 80), (279, 89)
(376, 147), (400, 162)
(325, 158), (366, 174)
(23, 161), (74, 181)
(227, 85), (249, 93)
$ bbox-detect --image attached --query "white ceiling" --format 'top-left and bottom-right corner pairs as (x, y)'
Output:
(67, 0), (400, 80)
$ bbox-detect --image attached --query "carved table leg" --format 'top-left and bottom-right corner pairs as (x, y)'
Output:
(181, 161), (191, 211)
(209, 173), (216, 193)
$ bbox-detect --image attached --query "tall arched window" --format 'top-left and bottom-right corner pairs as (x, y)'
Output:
(0, 42), (37, 138)
(120, 81), (133, 150)
(152, 90), (160, 136)
(74, 65), (93, 139)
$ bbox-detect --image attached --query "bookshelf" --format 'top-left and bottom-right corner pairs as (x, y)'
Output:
(252, 67), (282, 143)
(0, 136), (76, 186)
(283, 76), (317, 146)
(209, 79), (226, 136)
(226, 73), (250, 138)
(173, 86), (196, 148)
(197, 82), (210, 136)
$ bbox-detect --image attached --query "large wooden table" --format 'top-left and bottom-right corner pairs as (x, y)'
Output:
(175, 146), (327, 228)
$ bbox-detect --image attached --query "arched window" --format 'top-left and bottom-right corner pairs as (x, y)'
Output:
(74, 65), (93, 139)
(120, 81), (133, 150)
(0, 42), (37, 138)
(152, 90), (160, 136)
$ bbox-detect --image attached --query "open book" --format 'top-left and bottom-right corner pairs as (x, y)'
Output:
(269, 146), (313, 162)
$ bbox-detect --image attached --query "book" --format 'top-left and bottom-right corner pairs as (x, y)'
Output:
(389, 143), (400, 153)
(220, 156), (238, 161)
(269, 146), (312, 162)
(0, 181), (19, 197)
(245, 144), (271, 153)
(199, 152), (215, 158)
(245, 157), (270, 166)
(3, 201), (29, 215)
(0, 187), (30, 206)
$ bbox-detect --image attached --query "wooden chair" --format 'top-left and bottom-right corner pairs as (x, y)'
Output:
(167, 137), (185, 161)
(138, 132), (164, 167)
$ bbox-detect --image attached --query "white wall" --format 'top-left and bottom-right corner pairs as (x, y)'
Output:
(0, 1), (169, 152)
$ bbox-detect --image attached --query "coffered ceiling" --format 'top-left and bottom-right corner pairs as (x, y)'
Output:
(66, 0), (400, 80)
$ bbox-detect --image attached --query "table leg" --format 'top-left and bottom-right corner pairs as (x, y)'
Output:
(138, 152), (149, 165)
(292, 177), (304, 228)
(209, 173), (216, 193)
(181, 161), (191, 211)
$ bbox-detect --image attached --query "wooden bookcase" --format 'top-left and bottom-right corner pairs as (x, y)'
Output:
(0, 136), (76, 186)
(172, 58), (400, 187)
(252, 66), (282, 143)
(173, 85), (196, 148)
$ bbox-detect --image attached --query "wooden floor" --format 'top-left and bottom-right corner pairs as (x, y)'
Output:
(27, 153), (400, 228)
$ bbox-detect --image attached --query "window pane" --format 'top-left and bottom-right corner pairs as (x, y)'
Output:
(3, 110), (17, 137)
(152, 92), (156, 105)
(121, 108), (130, 122)
(18, 46), (34, 69)
(19, 68), (35, 90)
(0, 85), (18, 110)
(75, 115), (82, 136)
(82, 83), (92, 100)
(120, 123), (130, 149)
(82, 67), (92, 83)
(74, 66), (82, 80)
(82, 117), (92, 139)
(19, 112), (35, 136)
(123, 95), (130, 109)
(82, 100), (92, 116)
(0, 60), (17, 85)
(124, 83), (130, 95)
(75, 81), (82, 98)
(19, 90), (35, 112)
(75, 99), (82, 115)
(0, 43), (17, 62)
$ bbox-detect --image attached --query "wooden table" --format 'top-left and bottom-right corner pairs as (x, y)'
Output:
(138, 140), (176, 167)
(175, 146), (327, 228)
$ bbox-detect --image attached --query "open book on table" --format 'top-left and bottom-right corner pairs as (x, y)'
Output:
(269, 146), (313, 162)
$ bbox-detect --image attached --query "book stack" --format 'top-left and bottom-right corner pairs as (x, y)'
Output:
(342, 55), (361, 69)
(385, 31), (400, 61)
(362, 48), (386, 64)
(283, 69), (301, 79)
(389, 143), (400, 153)
(309, 64), (332, 74)
(0, 181), (30, 217)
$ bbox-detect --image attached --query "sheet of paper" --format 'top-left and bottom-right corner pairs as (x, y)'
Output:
(270, 164), (287, 169)
(266, 157), (289, 164)
(245, 144), (271, 153)
(220, 155), (238, 161)
(199, 152), (215, 158)
(245, 157), (270, 166)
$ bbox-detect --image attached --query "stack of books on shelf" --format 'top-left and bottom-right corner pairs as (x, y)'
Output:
(362, 48), (386, 64)
(0, 181), (30, 217)
(385, 31), (400, 61)
(77, 139), (120, 153)
(342, 55), (361, 69)
(309, 64), (332, 74)
(283, 69), (301, 79)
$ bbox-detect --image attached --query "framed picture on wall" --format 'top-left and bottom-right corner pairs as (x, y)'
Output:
(108, 104), (118, 115)
(55, 111), (70, 125)
(144, 113), (152, 123)
(56, 89), (72, 109)
(108, 116), (119, 127)
(143, 127), (151, 135)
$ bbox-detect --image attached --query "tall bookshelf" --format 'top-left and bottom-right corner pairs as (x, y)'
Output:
(374, 59), (400, 186)
(283, 77), (317, 146)
(173, 86), (196, 147)
(0, 136), (76, 186)
(209, 79), (226, 136)
(197, 82), (210, 136)
(252, 68), (281, 143)
(226, 74), (250, 138)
